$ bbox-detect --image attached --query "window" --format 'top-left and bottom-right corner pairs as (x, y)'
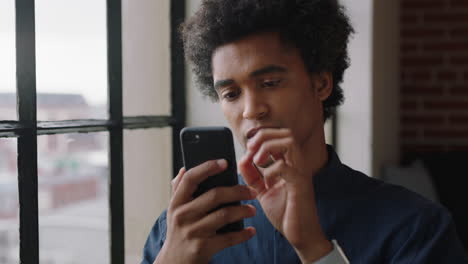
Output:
(0, 1), (185, 263)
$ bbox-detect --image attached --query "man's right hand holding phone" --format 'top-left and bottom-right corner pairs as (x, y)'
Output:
(154, 159), (257, 264)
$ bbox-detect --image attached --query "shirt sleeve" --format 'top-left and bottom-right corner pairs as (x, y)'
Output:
(312, 240), (349, 264)
(141, 210), (167, 264)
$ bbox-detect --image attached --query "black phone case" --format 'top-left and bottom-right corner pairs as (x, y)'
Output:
(180, 126), (243, 233)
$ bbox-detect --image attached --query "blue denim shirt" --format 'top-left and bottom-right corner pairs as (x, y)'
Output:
(142, 146), (468, 263)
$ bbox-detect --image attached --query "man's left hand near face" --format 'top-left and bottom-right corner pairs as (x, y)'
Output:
(238, 128), (333, 263)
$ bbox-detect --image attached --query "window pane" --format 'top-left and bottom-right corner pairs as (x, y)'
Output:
(36, 0), (107, 121)
(38, 133), (109, 264)
(0, 1), (17, 121)
(124, 128), (172, 263)
(0, 138), (19, 264)
(122, 0), (171, 116)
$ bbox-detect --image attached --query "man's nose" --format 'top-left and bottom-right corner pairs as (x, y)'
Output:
(242, 92), (269, 120)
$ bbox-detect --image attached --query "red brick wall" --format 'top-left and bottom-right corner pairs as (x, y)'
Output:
(400, 0), (468, 154)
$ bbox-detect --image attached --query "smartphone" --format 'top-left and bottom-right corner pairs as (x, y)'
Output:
(180, 126), (243, 233)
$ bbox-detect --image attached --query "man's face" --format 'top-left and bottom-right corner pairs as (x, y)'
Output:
(211, 32), (329, 149)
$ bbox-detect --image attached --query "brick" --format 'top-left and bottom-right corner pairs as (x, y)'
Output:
(450, 86), (468, 95)
(447, 145), (468, 151)
(410, 71), (432, 81)
(450, 56), (468, 65)
(401, 71), (408, 81)
(424, 13), (468, 24)
(401, 85), (443, 95)
(424, 129), (468, 138)
(401, 100), (419, 110)
(423, 42), (468, 52)
(400, 129), (419, 139)
(401, 43), (419, 53)
(402, 144), (446, 153)
(401, 29), (445, 39)
(402, 0), (446, 9)
(450, 28), (468, 38)
(451, 0), (468, 8)
(437, 71), (458, 81)
(449, 115), (468, 125)
(401, 14), (420, 24)
(411, 70), (432, 81)
(402, 115), (445, 125)
(401, 56), (443, 67)
(424, 101), (468, 110)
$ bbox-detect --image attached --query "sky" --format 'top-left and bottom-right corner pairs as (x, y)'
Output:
(0, 0), (107, 106)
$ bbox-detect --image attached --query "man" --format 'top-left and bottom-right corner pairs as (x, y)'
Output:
(142, 0), (468, 263)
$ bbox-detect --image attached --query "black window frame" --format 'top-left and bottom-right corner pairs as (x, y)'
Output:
(0, 1), (186, 263)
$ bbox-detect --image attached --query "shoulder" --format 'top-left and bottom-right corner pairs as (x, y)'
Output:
(337, 164), (436, 209)
(326, 166), (468, 262)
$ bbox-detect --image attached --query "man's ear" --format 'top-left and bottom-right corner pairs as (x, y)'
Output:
(312, 72), (333, 101)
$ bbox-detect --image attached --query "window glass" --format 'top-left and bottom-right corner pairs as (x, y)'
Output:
(36, 0), (107, 121)
(0, 1), (17, 121)
(38, 132), (109, 264)
(0, 138), (19, 264)
(124, 128), (172, 263)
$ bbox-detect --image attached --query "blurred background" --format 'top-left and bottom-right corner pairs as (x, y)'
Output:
(0, 0), (466, 263)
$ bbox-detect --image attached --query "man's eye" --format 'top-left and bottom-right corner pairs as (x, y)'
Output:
(222, 90), (240, 101)
(262, 79), (282, 88)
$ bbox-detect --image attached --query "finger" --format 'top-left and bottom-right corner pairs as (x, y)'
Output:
(261, 159), (297, 184)
(171, 159), (228, 208)
(260, 159), (284, 189)
(246, 128), (292, 153)
(238, 152), (266, 194)
(185, 185), (257, 219)
(252, 137), (293, 167)
(210, 226), (256, 253)
(171, 167), (186, 194)
(194, 204), (256, 235)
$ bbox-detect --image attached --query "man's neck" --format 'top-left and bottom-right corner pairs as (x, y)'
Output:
(301, 129), (329, 178)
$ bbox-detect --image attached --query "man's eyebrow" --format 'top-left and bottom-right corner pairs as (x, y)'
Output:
(214, 79), (235, 91)
(213, 65), (287, 90)
(250, 65), (287, 77)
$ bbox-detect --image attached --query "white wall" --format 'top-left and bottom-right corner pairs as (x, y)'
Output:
(186, 0), (220, 127)
(123, 0), (171, 116)
(122, 1), (172, 263)
(337, 0), (400, 177)
(336, 0), (373, 176)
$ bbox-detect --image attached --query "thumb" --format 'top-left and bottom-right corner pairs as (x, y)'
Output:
(171, 167), (185, 195)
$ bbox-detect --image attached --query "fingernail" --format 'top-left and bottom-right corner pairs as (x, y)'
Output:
(217, 159), (227, 168)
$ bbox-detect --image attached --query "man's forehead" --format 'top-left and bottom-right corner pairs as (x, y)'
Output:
(211, 32), (298, 78)
(212, 31), (294, 60)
